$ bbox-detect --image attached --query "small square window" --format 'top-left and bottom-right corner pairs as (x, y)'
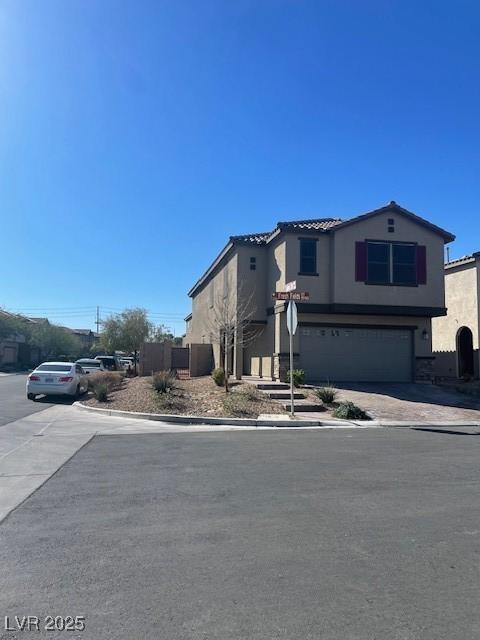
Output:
(388, 226), (395, 233)
(388, 218), (395, 225)
(250, 257), (256, 271)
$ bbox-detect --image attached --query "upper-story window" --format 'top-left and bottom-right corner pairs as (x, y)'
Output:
(367, 241), (417, 285)
(250, 256), (256, 271)
(299, 238), (317, 275)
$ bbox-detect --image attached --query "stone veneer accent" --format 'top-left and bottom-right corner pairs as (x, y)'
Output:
(415, 356), (435, 383)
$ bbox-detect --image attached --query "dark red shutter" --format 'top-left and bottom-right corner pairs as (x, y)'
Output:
(355, 241), (367, 282)
(416, 245), (427, 284)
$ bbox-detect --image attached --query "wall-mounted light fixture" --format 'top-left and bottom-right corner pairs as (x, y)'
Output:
(422, 328), (429, 341)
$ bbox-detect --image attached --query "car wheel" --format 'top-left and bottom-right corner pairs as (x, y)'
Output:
(75, 384), (81, 398)
(27, 393), (36, 401)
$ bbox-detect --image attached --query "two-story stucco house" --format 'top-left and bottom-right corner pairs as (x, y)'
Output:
(432, 253), (480, 379)
(185, 202), (455, 383)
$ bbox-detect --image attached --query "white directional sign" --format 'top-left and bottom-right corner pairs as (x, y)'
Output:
(286, 301), (298, 335)
(285, 280), (297, 293)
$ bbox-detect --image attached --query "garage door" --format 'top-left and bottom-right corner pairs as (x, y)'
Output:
(299, 326), (413, 383)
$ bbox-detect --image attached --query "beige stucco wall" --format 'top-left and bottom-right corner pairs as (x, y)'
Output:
(235, 245), (267, 321)
(243, 319), (274, 377)
(185, 252), (238, 365)
(432, 260), (479, 376)
(332, 211), (446, 308)
(283, 233), (331, 302)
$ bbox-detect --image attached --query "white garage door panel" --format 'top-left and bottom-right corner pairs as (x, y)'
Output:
(299, 327), (412, 383)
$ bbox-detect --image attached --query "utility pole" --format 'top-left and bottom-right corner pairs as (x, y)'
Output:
(95, 306), (100, 334)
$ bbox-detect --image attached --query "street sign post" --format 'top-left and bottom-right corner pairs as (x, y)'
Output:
(271, 289), (309, 417)
(272, 291), (309, 301)
(286, 300), (298, 417)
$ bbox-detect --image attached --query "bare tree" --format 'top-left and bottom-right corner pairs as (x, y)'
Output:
(206, 279), (263, 392)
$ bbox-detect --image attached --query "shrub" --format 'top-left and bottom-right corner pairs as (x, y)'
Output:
(315, 385), (338, 404)
(222, 393), (252, 417)
(92, 382), (109, 402)
(332, 401), (371, 420)
(237, 384), (260, 402)
(212, 368), (225, 387)
(155, 391), (183, 412)
(88, 371), (123, 391)
(288, 369), (305, 387)
(152, 370), (176, 393)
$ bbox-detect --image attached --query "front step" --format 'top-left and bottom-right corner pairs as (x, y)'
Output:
(268, 391), (305, 400)
(282, 401), (324, 412)
(256, 383), (290, 390)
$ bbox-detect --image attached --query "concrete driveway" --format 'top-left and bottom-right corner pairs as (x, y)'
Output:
(334, 383), (480, 422)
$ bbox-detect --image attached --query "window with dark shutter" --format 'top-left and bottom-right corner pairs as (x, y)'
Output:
(355, 241), (368, 281)
(362, 241), (424, 286)
(416, 245), (427, 284)
(299, 239), (317, 274)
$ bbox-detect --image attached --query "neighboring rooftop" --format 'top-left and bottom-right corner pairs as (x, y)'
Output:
(445, 254), (479, 269)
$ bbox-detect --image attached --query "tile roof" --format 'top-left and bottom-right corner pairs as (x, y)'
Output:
(230, 218), (342, 245)
(277, 218), (343, 232)
(230, 231), (272, 245)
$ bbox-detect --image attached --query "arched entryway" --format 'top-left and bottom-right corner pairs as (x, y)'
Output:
(457, 326), (474, 378)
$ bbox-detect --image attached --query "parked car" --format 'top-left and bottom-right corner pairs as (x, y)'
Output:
(75, 358), (105, 375)
(26, 362), (88, 400)
(120, 357), (134, 370)
(94, 355), (122, 371)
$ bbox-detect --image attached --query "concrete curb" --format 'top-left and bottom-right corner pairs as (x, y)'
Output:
(74, 403), (480, 430)
(73, 402), (358, 428)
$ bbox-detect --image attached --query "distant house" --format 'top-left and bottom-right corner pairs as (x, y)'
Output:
(185, 202), (455, 383)
(432, 253), (480, 378)
(0, 311), (39, 369)
(62, 328), (97, 353)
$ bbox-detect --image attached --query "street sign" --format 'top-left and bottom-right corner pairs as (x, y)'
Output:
(272, 291), (310, 301)
(286, 301), (298, 335)
(285, 280), (297, 292)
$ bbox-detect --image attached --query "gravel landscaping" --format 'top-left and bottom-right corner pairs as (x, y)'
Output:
(81, 375), (286, 418)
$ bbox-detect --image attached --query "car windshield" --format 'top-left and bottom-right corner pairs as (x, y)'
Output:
(36, 364), (72, 372)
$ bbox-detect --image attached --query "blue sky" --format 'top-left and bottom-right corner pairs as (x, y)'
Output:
(1, 0), (479, 335)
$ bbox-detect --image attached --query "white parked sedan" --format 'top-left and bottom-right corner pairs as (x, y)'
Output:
(75, 358), (105, 375)
(26, 362), (88, 401)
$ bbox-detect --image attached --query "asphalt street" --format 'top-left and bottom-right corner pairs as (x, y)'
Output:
(1, 428), (479, 639)
(0, 374), (68, 426)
